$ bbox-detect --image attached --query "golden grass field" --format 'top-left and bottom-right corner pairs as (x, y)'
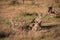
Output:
(0, 0), (60, 40)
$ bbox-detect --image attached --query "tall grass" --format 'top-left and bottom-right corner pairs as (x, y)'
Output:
(14, 12), (38, 22)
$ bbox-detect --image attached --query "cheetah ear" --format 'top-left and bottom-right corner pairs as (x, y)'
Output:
(49, 2), (54, 7)
(31, 18), (35, 23)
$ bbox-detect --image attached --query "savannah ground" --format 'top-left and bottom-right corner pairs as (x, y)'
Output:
(0, 0), (60, 40)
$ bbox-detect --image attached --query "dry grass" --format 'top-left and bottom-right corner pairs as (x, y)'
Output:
(0, 0), (60, 40)
(0, 25), (60, 40)
(0, 11), (60, 40)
